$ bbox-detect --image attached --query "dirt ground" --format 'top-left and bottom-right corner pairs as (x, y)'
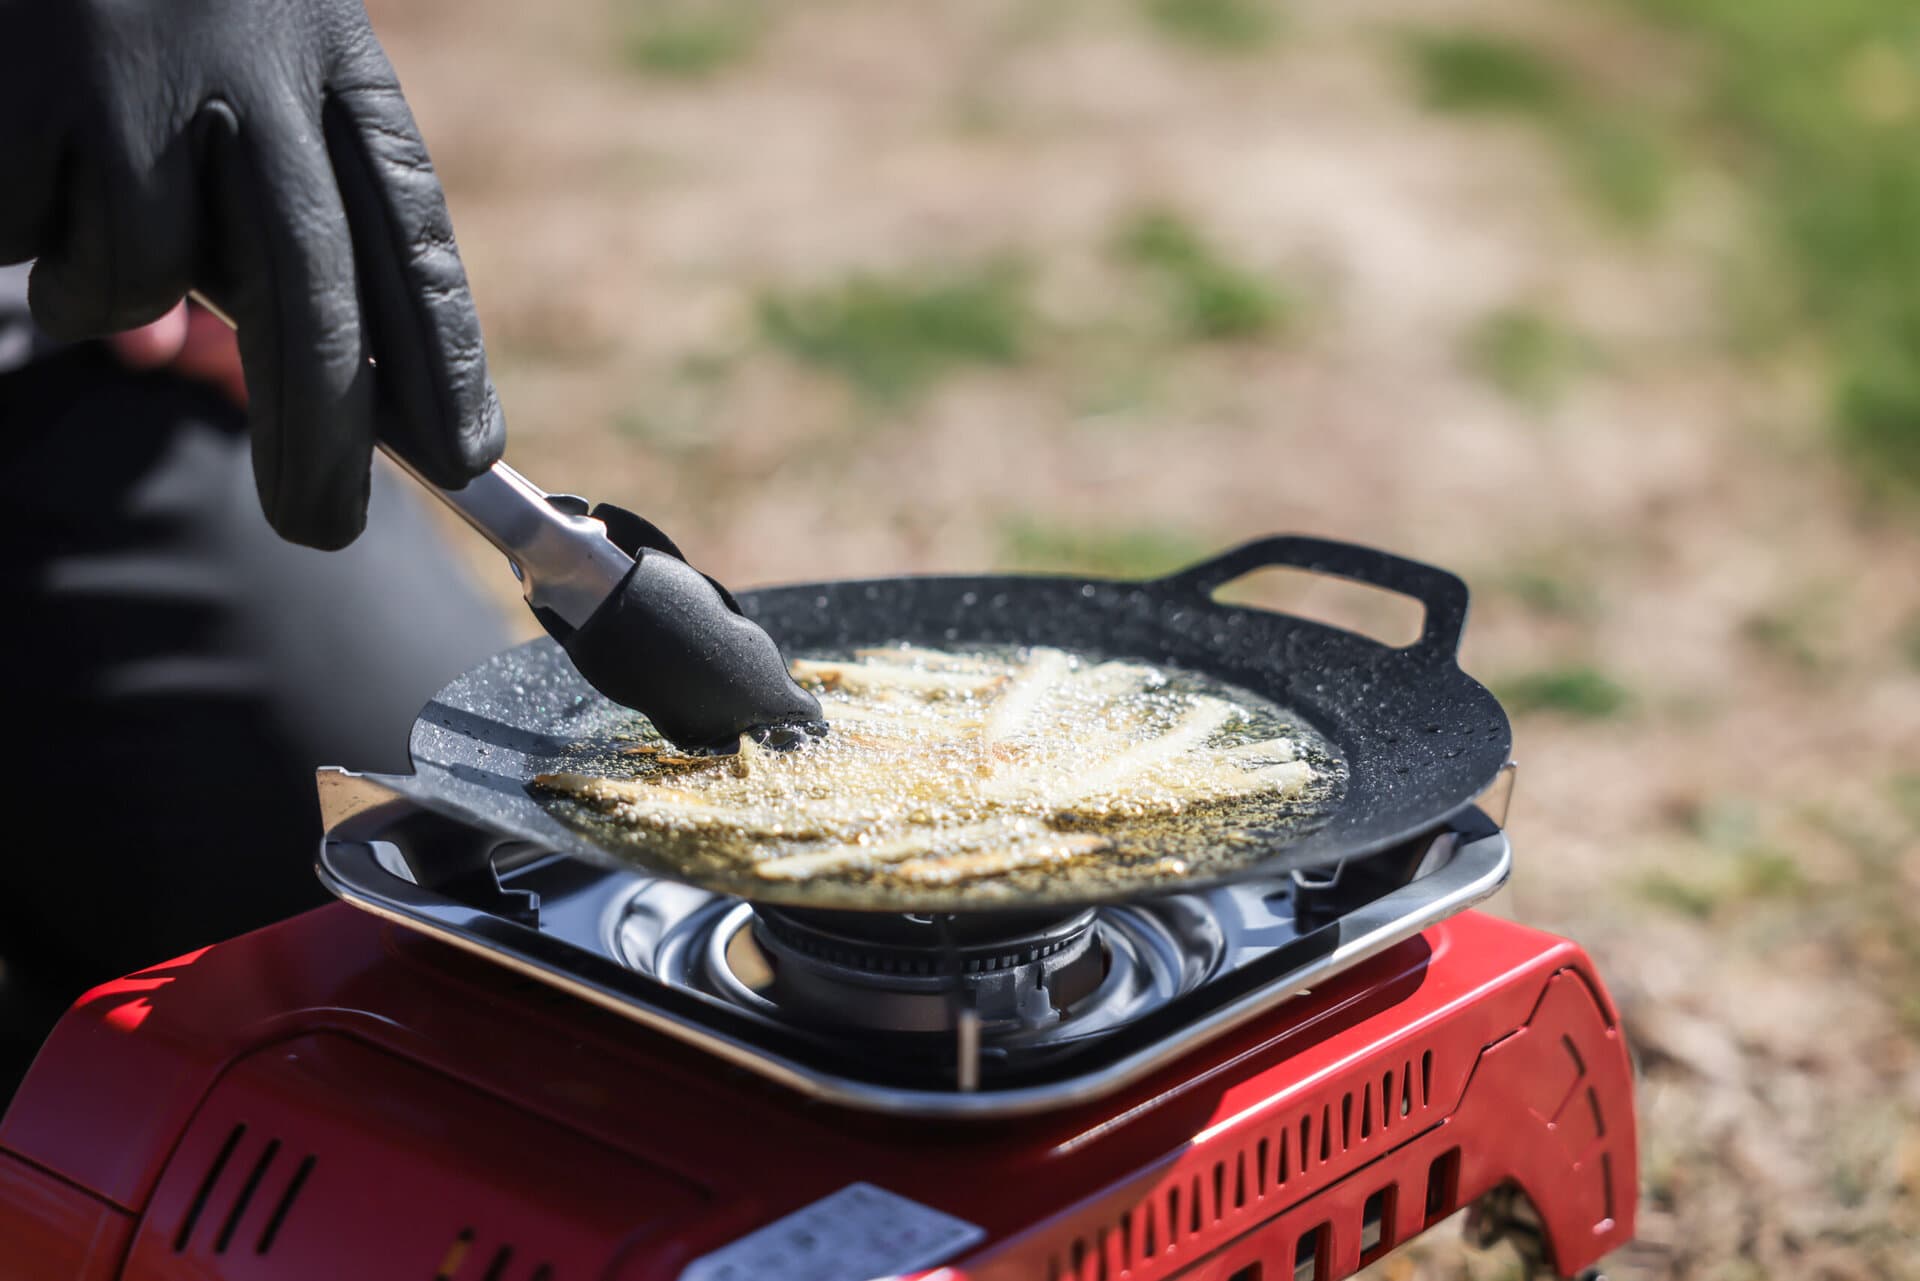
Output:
(366, 0), (1920, 1276)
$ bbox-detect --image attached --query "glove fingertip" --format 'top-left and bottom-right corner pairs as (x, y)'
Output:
(263, 488), (370, 552)
(252, 416), (374, 552)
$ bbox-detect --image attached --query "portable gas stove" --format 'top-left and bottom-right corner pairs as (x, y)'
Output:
(0, 537), (1638, 1280)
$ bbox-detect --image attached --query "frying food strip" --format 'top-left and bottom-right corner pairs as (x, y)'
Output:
(981, 647), (1072, 745)
(853, 645), (1005, 673)
(808, 696), (985, 733)
(617, 748), (735, 774)
(531, 772), (655, 807)
(1047, 759), (1313, 827)
(1223, 737), (1296, 763)
(888, 833), (1112, 885)
(531, 772), (854, 840)
(791, 659), (1007, 700)
(751, 819), (1039, 881)
(987, 696), (1237, 804)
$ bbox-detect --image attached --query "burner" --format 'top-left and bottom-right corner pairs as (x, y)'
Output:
(742, 906), (1106, 1033)
(619, 889), (1239, 1055)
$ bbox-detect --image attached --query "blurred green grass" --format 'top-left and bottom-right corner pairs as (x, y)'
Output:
(996, 517), (1211, 577)
(1621, 0), (1920, 495)
(1411, 5), (1920, 496)
(1142, 0), (1280, 53)
(1636, 797), (1806, 918)
(1465, 305), (1589, 406)
(1495, 663), (1632, 718)
(1638, 843), (1805, 917)
(1116, 209), (1291, 342)
(1492, 549), (1603, 619)
(757, 263), (1030, 403)
(1403, 32), (1670, 226)
(620, 0), (764, 77)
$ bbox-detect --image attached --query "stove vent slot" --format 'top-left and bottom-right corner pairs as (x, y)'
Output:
(213, 1138), (280, 1252)
(172, 1124), (320, 1258)
(433, 1226), (556, 1280)
(256, 1154), (317, 1254)
(436, 1228), (475, 1279)
(1045, 1044), (1443, 1280)
(173, 1122), (246, 1253)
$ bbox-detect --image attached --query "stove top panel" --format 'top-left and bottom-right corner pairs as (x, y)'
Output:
(312, 785), (1511, 1116)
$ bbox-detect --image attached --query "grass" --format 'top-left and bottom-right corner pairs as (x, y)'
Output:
(1739, 581), (1848, 673)
(1143, 0), (1280, 53)
(1903, 614), (1920, 670)
(1616, 0), (1920, 491)
(1407, 32), (1571, 115)
(1638, 804), (1806, 918)
(620, 0), (763, 78)
(1891, 773), (1920, 829)
(1411, 6), (1920, 494)
(996, 517), (1212, 578)
(1491, 548), (1602, 618)
(1500, 568), (1593, 618)
(1741, 610), (1827, 673)
(1635, 872), (1721, 918)
(757, 263), (1030, 403)
(1495, 663), (1631, 719)
(1402, 32), (1670, 226)
(1796, 797), (1920, 1034)
(1465, 306), (1588, 406)
(1117, 209), (1290, 342)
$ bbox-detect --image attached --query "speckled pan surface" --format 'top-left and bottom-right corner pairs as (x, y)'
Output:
(391, 535), (1512, 911)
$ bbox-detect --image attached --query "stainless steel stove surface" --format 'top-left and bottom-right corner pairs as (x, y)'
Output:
(317, 774), (1511, 1118)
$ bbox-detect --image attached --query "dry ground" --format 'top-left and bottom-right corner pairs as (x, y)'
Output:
(365, 0), (1920, 1276)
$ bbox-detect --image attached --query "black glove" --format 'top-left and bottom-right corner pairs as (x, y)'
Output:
(0, 0), (504, 549)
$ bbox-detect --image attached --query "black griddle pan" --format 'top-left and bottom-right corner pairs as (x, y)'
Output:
(368, 535), (1511, 911)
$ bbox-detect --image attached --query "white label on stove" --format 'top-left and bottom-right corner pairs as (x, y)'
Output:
(678, 1182), (985, 1281)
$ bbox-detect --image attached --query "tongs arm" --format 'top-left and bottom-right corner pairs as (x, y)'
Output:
(378, 451), (633, 632)
(186, 289), (824, 750)
(186, 289), (632, 631)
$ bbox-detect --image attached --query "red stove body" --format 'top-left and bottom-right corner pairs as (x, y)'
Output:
(0, 905), (1634, 1281)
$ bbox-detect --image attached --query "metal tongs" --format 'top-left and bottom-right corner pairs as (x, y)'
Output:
(381, 451), (646, 633)
(382, 452), (825, 751)
(190, 292), (824, 751)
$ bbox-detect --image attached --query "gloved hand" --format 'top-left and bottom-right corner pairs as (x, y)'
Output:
(0, 0), (504, 549)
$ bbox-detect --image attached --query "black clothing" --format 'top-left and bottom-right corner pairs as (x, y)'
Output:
(0, 346), (512, 1095)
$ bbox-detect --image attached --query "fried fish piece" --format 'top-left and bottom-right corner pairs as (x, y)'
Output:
(1048, 760), (1314, 828)
(886, 833), (1112, 885)
(751, 819), (1040, 881)
(986, 696), (1237, 804)
(791, 659), (1008, 700)
(980, 647), (1073, 745)
(853, 645), (1006, 673)
(1222, 737), (1297, 764)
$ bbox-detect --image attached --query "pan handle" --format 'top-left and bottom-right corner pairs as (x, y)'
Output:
(1155, 535), (1471, 660)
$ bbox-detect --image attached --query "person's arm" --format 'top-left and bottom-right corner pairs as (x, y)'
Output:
(0, 0), (502, 549)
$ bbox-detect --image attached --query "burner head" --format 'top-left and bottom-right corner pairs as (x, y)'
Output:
(742, 906), (1106, 1034)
